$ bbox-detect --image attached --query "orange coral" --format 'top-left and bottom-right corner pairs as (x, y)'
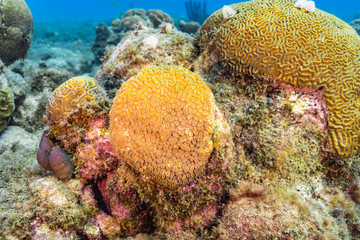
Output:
(45, 76), (99, 125)
(209, 0), (360, 157)
(109, 66), (216, 189)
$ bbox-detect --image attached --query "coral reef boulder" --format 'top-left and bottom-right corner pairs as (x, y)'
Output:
(217, 182), (350, 239)
(44, 76), (101, 125)
(96, 27), (197, 98)
(350, 19), (360, 35)
(202, 0), (360, 158)
(29, 177), (97, 230)
(91, 8), (174, 64)
(146, 9), (173, 28)
(109, 66), (216, 189)
(0, 0), (33, 65)
(179, 20), (201, 34)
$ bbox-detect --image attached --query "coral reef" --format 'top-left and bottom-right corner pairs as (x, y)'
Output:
(217, 182), (353, 239)
(109, 66), (216, 189)
(95, 171), (152, 238)
(96, 27), (197, 98)
(44, 76), (101, 125)
(201, 0), (360, 158)
(2, 1), (360, 239)
(0, 0), (33, 65)
(91, 9), (174, 64)
(29, 177), (96, 230)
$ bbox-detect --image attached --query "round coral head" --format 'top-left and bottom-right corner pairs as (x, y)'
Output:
(45, 76), (99, 125)
(212, 0), (360, 157)
(109, 66), (216, 189)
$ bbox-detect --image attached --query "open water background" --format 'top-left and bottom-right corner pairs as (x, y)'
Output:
(26, 0), (360, 23)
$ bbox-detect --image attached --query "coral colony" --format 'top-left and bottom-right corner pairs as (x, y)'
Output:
(2, 0), (360, 239)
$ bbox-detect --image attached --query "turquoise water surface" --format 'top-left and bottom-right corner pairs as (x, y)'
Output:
(26, 0), (360, 22)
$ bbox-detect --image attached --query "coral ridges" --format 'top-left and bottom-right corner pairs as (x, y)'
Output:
(209, 0), (360, 157)
(109, 66), (236, 238)
(44, 76), (102, 125)
(109, 66), (216, 189)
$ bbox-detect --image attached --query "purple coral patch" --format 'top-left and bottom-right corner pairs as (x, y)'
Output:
(49, 146), (73, 180)
(36, 130), (53, 171)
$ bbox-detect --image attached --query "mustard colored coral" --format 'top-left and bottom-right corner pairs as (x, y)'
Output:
(45, 76), (99, 125)
(109, 66), (216, 189)
(211, 0), (360, 157)
(199, 2), (249, 50)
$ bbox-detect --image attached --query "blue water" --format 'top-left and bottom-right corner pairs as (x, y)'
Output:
(26, 0), (360, 23)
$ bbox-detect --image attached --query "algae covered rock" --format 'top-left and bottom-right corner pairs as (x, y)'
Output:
(0, 86), (15, 132)
(96, 27), (197, 98)
(91, 8), (174, 64)
(0, 0), (34, 65)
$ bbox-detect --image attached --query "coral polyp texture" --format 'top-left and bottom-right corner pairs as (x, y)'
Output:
(210, 0), (360, 157)
(110, 66), (216, 189)
(45, 76), (100, 125)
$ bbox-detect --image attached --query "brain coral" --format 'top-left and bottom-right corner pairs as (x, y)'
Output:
(109, 66), (216, 189)
(213, 0), (360, 157)
(0, 0), (33, 65)
(45, 76), (99, 125)
(199, 2), (249, 50)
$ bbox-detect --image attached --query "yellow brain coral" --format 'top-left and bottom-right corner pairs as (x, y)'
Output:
(212, 0), (360, 157)
(109, 66), (216, 189)
(199, 2), (249, 50)
(46, 76), (99, 124)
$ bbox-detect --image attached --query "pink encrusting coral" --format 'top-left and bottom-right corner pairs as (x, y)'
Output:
(274, 81), (329, 133)
(75, 117), (119, 181)
(96, 171), (152, 237)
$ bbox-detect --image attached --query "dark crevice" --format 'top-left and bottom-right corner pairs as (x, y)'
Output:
(92, 182), (111, 215)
